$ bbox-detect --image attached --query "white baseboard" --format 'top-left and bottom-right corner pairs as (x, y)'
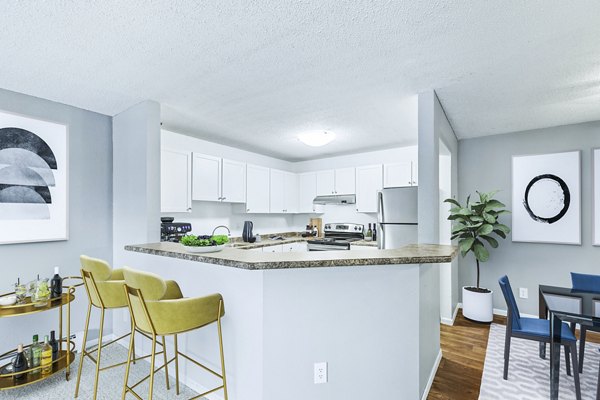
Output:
(456, 303), (538, 320)
(441, 303), (460, 326)
(421, 349), (443, 400)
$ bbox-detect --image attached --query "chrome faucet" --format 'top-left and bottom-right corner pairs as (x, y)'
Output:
(212, 225), (231, 237)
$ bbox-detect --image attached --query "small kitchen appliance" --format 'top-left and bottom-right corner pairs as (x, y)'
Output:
(307, 223), (364, 251)
(242, 221), (254, 242)
(160, 217), (192, 242)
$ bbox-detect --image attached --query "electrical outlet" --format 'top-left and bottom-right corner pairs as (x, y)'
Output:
(314, 362), (327, 384)
(519, 287), (528, 299)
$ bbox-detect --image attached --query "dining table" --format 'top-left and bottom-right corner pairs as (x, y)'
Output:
(539, 284), (600, 400)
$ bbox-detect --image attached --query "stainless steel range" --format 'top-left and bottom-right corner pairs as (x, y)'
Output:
(307, 223), (364, 251)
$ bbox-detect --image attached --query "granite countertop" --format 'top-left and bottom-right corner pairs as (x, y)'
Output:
(125, 242), (457, 270)
(227, 232), (378, 249)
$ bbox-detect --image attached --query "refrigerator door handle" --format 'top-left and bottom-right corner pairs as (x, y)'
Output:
(378, 223), (385, 249)
(377, 191), (384, 223)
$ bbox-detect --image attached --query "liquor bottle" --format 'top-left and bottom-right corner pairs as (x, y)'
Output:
(366, 223), (373, 240)
(41, 336), (52, 375)
(49, 330), (59, 361)
(31, 335), (42, 373)
(50, 267), (63, 299)
(13, 344), (27, 381)
(372, 224), (377, 241)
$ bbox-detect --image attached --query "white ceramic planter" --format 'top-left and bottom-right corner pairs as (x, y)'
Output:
(462, 286), (493, 323)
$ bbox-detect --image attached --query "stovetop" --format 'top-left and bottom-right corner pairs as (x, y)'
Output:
(307, 223), (364, 250)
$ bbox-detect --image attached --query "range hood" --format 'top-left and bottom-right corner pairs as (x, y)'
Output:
(312, 194), (356, 205)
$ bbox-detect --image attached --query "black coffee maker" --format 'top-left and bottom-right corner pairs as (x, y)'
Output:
(161, 217), (192, 242)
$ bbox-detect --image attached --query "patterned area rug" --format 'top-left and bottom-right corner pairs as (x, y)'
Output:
(0, 343), (201, 399)
(480, 324), (599, 400)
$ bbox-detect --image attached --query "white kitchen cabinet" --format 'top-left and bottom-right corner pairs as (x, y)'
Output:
(350, 244), (379, 251)
(285, 241), (307, 252)
(270, 170), (298, 213)
(192, 154), (221, 201)
(297, 172), (323, 213)
(334, 167), (356, 195)
(221, 159), (246, 203)
(356, 165), (383, 213)
(316, 168), (356, 195)
(249, 247), (263, 252)
(269, 169), (285, 213)
(316, 170), (335, 195)
(192, 154), (246, 203)
(262, 244), (283, 253)
(161, 149), (192, 213)
(383, 161), (417, 188)
(246, 164), (270, 213)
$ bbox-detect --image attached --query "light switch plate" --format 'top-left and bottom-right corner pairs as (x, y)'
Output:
(519, 287), (528, 299)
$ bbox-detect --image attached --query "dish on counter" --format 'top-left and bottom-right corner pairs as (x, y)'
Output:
(180, 234), (229, 253)
(183, 244), (226, 253)
(0, 295), (17, 306)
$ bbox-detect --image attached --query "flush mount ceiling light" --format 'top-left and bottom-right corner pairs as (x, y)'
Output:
(297, 131), (336, 147)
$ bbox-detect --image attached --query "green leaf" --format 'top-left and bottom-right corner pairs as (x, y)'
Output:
(458, 208), (473, 216)
(483, 212), (496, 224)
(452, 224), (467, 233)
(494, 210), (511, 215)
(473, 242), (490, 262)
(493, 229), (507, 239)
(484, 200), (506, 210)
(444, 198), (461, 207)
(494, 224), (511, 234)
(470, 216), (484, 222)
(459, 237), (475, 254)
(477, 224), (494, 235)
(477, 191), (488, 203)
(480, 235), (499, 248)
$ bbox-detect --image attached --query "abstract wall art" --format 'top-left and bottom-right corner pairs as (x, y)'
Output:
(0, 110), (68, 244)
(594, 149), (600, 246)
(512, 151), (581, 245)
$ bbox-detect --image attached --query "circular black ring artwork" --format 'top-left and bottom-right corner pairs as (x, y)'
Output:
(523, 174), (570, 224)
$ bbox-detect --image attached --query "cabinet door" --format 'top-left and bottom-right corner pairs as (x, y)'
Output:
(161, 149), (192, 213)
(269, 169), (285, 213)
(246, 164), (270, 213)
(316, 170), (335, 196)
(356, 165), (383, 213)
(334, 167), (356, 195)
(263, 244), (283, 253)
(192, 154), (221, 201)
(221, 159), (246, 203)
(383, 162), (413, 188)
(297, 172), (319, 213)
(411, 161), (418, 186)
(283, 172), (298, 213)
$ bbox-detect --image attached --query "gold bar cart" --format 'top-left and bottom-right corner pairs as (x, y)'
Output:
(0, 277), (83, 390)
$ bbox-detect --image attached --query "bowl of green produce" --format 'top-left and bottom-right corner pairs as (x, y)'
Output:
(180, 234), (230, 253)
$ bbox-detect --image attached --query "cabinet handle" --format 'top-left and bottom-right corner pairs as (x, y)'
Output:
(247, 208), (250, 212)
(222, 197), (226, 200)
(187, 207), (192, 211)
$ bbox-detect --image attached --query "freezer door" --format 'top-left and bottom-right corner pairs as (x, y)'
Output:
(377, 223), (418, 250)
(377, 187), (418, 224)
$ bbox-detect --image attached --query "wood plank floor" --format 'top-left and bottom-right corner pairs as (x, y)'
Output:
(427, 311), (600, 400)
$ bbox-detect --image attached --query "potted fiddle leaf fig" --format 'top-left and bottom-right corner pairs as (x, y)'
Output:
(444, 191), (510, 322)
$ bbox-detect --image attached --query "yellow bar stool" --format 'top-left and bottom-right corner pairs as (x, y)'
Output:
(122, 267), (228, 400)
(75, 256), (179, 399)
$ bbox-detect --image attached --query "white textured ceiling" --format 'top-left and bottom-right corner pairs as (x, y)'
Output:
(1, 2), (599, 161)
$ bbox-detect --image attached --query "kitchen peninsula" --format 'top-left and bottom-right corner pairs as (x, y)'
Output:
(121, 242), (456, 400)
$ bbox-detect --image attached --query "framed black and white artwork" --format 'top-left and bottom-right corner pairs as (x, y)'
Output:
(594, 149), (600, 246)
(0, 110), (68, 244)
(512, 151), (581, 245)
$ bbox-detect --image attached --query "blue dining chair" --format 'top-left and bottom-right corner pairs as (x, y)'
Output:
(571, 272), (600, 373)
(499, 275), (581, 398)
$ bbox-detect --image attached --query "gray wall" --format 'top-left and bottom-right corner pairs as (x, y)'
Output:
(458, 120), (600, 315)
(417, 90), (459, 396)
(0, 88), (113, 346)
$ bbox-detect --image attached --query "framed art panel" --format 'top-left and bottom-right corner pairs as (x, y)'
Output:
(0, 110), (68, 244)
(594, 148), (600, 246)
(512, 151), (581, 245)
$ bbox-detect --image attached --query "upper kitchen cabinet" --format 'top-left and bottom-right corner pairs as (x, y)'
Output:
(221, 159), (246, 203)
(316, 168), (356, 195)
(246, 164), (270, 213)
(192, 154), (246, 203)
(383, 161), (418, 188)
(161, 149), (192, 213)
(270, 170), (298, 213)
(355, 165), (383, 213)
(297, 172), (323, 213)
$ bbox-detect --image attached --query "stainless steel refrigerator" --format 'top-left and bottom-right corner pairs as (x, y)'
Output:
(377, 186), (418, 249)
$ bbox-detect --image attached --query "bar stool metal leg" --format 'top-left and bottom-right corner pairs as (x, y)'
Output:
(92, 309), (106, 400)
(149, 335), (157, 400)
(218, 301), (229, 400)
(74, 303), (92, 397)
(162, 336), (170, 390)
(122, 322), (136, 400)
(174, 334), (180, 395)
